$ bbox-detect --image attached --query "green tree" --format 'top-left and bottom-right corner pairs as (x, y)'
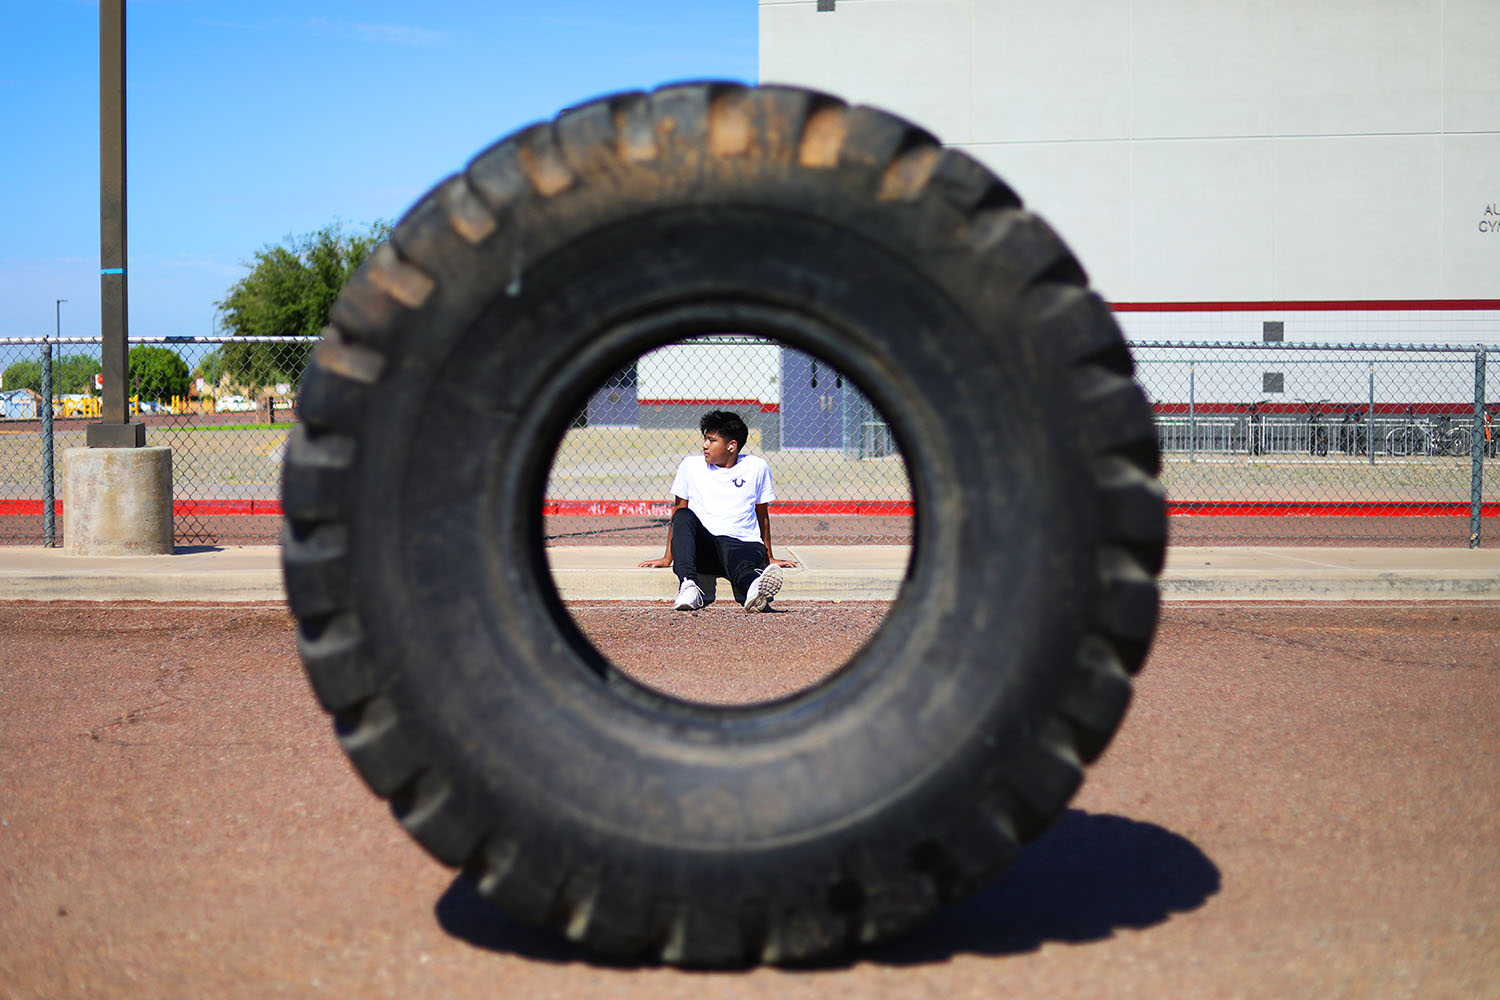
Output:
(193, 347), (226, 385)
(215, 219), (390, 390)
(1, 354), (100, 394)
(2, 359), (40, 392)
(57, 354), (102, 394)
(128, 345), (191, 401)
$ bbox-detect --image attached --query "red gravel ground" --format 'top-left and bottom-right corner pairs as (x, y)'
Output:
(569, 600), (887, 704)
(2, 601), (1498, 998)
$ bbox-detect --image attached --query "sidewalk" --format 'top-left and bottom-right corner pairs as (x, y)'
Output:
(2, 544), (1498, 603)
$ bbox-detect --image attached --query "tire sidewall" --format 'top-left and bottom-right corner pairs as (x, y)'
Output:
(347, 195), (1103, 862)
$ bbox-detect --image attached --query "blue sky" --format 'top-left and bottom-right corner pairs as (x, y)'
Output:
(0, 1), (757, 343)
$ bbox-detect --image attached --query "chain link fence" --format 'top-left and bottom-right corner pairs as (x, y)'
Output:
(545, 337), (912, 546)
(1, 335), (310, 547)
(0, 334), (915, 548)
(4, 335), (1496, 548)
(1135, 341), (1499, 546)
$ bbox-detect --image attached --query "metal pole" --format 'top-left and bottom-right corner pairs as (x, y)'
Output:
(42, 301), (63, 546)
(1471, 347), (1486, 548)
(1368, 363), (1376, 465)
(1188, 364), (1197, 464)
(89, 0), (142, 448)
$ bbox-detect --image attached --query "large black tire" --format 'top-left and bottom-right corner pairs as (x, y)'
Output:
(282, 82), (1165, 966)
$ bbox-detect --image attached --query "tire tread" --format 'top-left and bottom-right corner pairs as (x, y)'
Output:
(284, 78), (1165, 969)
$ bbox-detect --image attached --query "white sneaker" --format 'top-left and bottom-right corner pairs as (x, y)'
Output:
(673, 578), (705, 611)
(694, 574), (717, 606)
(743, 565), (783, 613)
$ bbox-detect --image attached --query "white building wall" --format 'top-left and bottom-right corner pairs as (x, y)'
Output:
(638, 342), (781, 405)
(759, 0), (1500, 316)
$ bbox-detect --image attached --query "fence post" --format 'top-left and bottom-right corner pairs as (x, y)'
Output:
(1471, 347), (1487, 548)
(41, 335), (55, 547)
(1189, 364), (1197, 464)
(1368, 363), (1376, 465)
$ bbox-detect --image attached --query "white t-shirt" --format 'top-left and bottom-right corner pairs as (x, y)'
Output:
(670, 453), (776, 543)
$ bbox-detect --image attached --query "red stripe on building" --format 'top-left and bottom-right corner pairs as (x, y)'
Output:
(1154, 401), (1486, 416)
(637, 399), (781, 413)
(1112, 299), (1500, 313)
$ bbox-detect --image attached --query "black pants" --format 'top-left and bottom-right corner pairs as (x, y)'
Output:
(671, 508), (768, 605)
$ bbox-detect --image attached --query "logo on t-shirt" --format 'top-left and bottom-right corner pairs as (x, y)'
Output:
(732, 478), (746, 488)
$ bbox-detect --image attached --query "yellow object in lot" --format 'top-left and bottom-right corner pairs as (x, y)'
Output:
(50, 395), (171, 418)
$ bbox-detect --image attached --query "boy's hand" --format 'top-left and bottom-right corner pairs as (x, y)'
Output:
(637, 556), (673, 568)
(770, 558), (798, 569)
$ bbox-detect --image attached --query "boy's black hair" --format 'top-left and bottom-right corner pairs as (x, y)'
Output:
(700, 409), (749, 450)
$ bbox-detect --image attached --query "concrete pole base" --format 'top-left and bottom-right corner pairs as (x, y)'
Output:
(63, 446), (174, 556)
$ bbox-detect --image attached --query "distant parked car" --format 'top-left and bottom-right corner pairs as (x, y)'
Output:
(214, 394), (255, 413)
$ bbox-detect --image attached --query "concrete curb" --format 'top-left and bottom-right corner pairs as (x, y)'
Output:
(1, 549), (286, 603)
(1, 544), (1497, 603)
(1159, 546), (1500, 602)
(3, 569), (286, 603)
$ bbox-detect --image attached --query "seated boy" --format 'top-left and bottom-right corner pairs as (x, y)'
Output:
(637, 410), (797, 612)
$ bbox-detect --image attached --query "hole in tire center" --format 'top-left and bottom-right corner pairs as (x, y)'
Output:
(543, 334), (914, 708)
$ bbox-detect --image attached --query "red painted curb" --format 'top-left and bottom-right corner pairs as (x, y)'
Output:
(3, 499), (1496, 519)
(540, 500), (915, 517)
(1169, 501), (1500, 517)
